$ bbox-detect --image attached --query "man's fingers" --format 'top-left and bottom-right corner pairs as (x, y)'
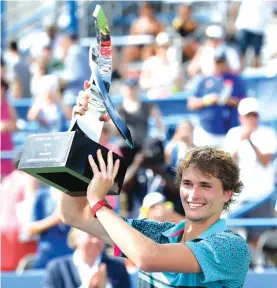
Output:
(88, 155), (99, 175)
(107, 150), (113, 176)
(72, 106), (87, 117)
(99, 114), (110, 122)
(84, 80), (91, 90)
(77, 91), (90, 109)
(97, 149), (107, 175)
(112, 159), (120, 180)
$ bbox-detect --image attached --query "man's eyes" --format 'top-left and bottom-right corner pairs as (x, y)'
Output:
(182, 181), (211, 188)
(182, 181), (192, 186)
(201, 184), (211, 188)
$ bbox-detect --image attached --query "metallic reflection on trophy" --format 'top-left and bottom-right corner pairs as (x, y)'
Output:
(18, 5), (133, 197)
(88, 5), (134, 149)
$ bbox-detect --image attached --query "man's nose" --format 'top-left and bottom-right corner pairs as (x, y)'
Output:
(189, 185), (202, 199)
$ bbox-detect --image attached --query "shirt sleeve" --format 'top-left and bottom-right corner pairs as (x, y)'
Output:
(191, 76), (203, 97)
(223, 127), (241, 155)
(185, 231), (250, 287)
(257, 128), (277, 155)
(32, 193), (43, 222)
(114, 218), (174, 257)
(232, 77), (246, 99)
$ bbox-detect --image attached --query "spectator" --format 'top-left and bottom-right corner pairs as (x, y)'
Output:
(172, 4), (199, 62)
(235, 0), (276, 68)
(28, 187), (73, 269)
(30, 57), (47, 98)
(224, 97), (277, 262)
(188, 25), (241, 77)
(122, 138), (181, 217)
(139, 192), (184, 223)
(1, 76), (17, 178)
(122, 2), (164, 65)
(187, 50), (246, 147)
(27, 75), (72, 132)
(164, 120), (194, 166)
(43, 228), (131, 288)
(5, 40), (31, 98)
(0, 152), (38, 271)
(117, 78), (164, 166)
(59, 32), (90, 106)
(224, 97), (277, 212)
(130, 2), (164, 36)
(139, 32), (183, 99)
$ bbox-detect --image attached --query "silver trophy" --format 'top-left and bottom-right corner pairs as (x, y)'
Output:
(18, 5), (133, 197)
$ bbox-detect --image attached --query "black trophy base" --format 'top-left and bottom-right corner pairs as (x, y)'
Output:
(18, 131), (127, 197)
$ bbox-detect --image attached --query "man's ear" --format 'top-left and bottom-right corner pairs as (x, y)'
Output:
(223, 190), (233, 204)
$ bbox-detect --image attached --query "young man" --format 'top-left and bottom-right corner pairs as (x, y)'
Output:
(58, 84), (250, 288)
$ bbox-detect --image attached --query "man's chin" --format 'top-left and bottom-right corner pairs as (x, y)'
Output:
(186, 215), (207, 222)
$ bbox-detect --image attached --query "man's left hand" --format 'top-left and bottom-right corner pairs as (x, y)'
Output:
(87, 149), (120, 206)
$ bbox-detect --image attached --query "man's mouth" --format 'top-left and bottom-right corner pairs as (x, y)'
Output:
(187, 202), (205, 209)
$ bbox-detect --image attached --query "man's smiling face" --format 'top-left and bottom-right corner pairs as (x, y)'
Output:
(180, 165), (232, 222)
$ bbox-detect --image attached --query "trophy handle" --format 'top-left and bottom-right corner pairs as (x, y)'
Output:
(90, 5), (134, 149)
(91, 4), (112, 94)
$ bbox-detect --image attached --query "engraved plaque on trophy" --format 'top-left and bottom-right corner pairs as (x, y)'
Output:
(18, 5), (134, 197)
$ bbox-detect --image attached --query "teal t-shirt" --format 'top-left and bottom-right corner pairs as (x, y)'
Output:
(116, 218), (250, 288)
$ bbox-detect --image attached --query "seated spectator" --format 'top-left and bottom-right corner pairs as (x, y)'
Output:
(59, 32), (90, 106)
(131, 2), (164, 36)
(139, 192), (184, 223)
(139, 32), (183, 99)
(188, 25), (241, 77)
(122, 2), (164, 65)
(187, 50), (246, 147)
(27, 75), (71, 132)
(43, 228), (131, 288)
(224, 98), (277, 246)
(122, 138), (182, 217)
(235, 0), (276, 68)
(172, 4), (199, 62)
(0, 152), (38, 271)
(1, 76), (17, 178)
(117, 78), (164, 166)
(27, 187), (73, 269)
(164, 120), (194, 166)
(5, 40), (31, 99)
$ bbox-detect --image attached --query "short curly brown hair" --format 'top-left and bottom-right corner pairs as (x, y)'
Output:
(175, 146), (243, 212)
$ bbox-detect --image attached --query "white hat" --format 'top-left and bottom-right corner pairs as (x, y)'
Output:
(142, 192), (165, 208)
(238, 97), (259, 116)
(156, 32), (171, 46)
(205, 25), (225, 39)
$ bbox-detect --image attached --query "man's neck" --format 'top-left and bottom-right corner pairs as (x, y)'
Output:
(182, 215), (221, 242)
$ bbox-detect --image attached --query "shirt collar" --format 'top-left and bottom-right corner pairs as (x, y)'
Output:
(162, 219), (227, 242)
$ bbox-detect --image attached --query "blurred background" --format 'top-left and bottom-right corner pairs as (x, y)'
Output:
(1, 0), (277, 287)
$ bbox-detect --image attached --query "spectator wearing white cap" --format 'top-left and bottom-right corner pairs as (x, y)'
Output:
(224, 97), (277, 253)
(139, 192), (184, 223)
(188, 25), (241, 77)
(224, 97), (277, 209)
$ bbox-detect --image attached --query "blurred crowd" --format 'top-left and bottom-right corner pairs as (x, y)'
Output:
(1, 1), (277, 287)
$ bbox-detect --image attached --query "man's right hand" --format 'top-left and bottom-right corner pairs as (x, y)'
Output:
(72, 81), (110, 121)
